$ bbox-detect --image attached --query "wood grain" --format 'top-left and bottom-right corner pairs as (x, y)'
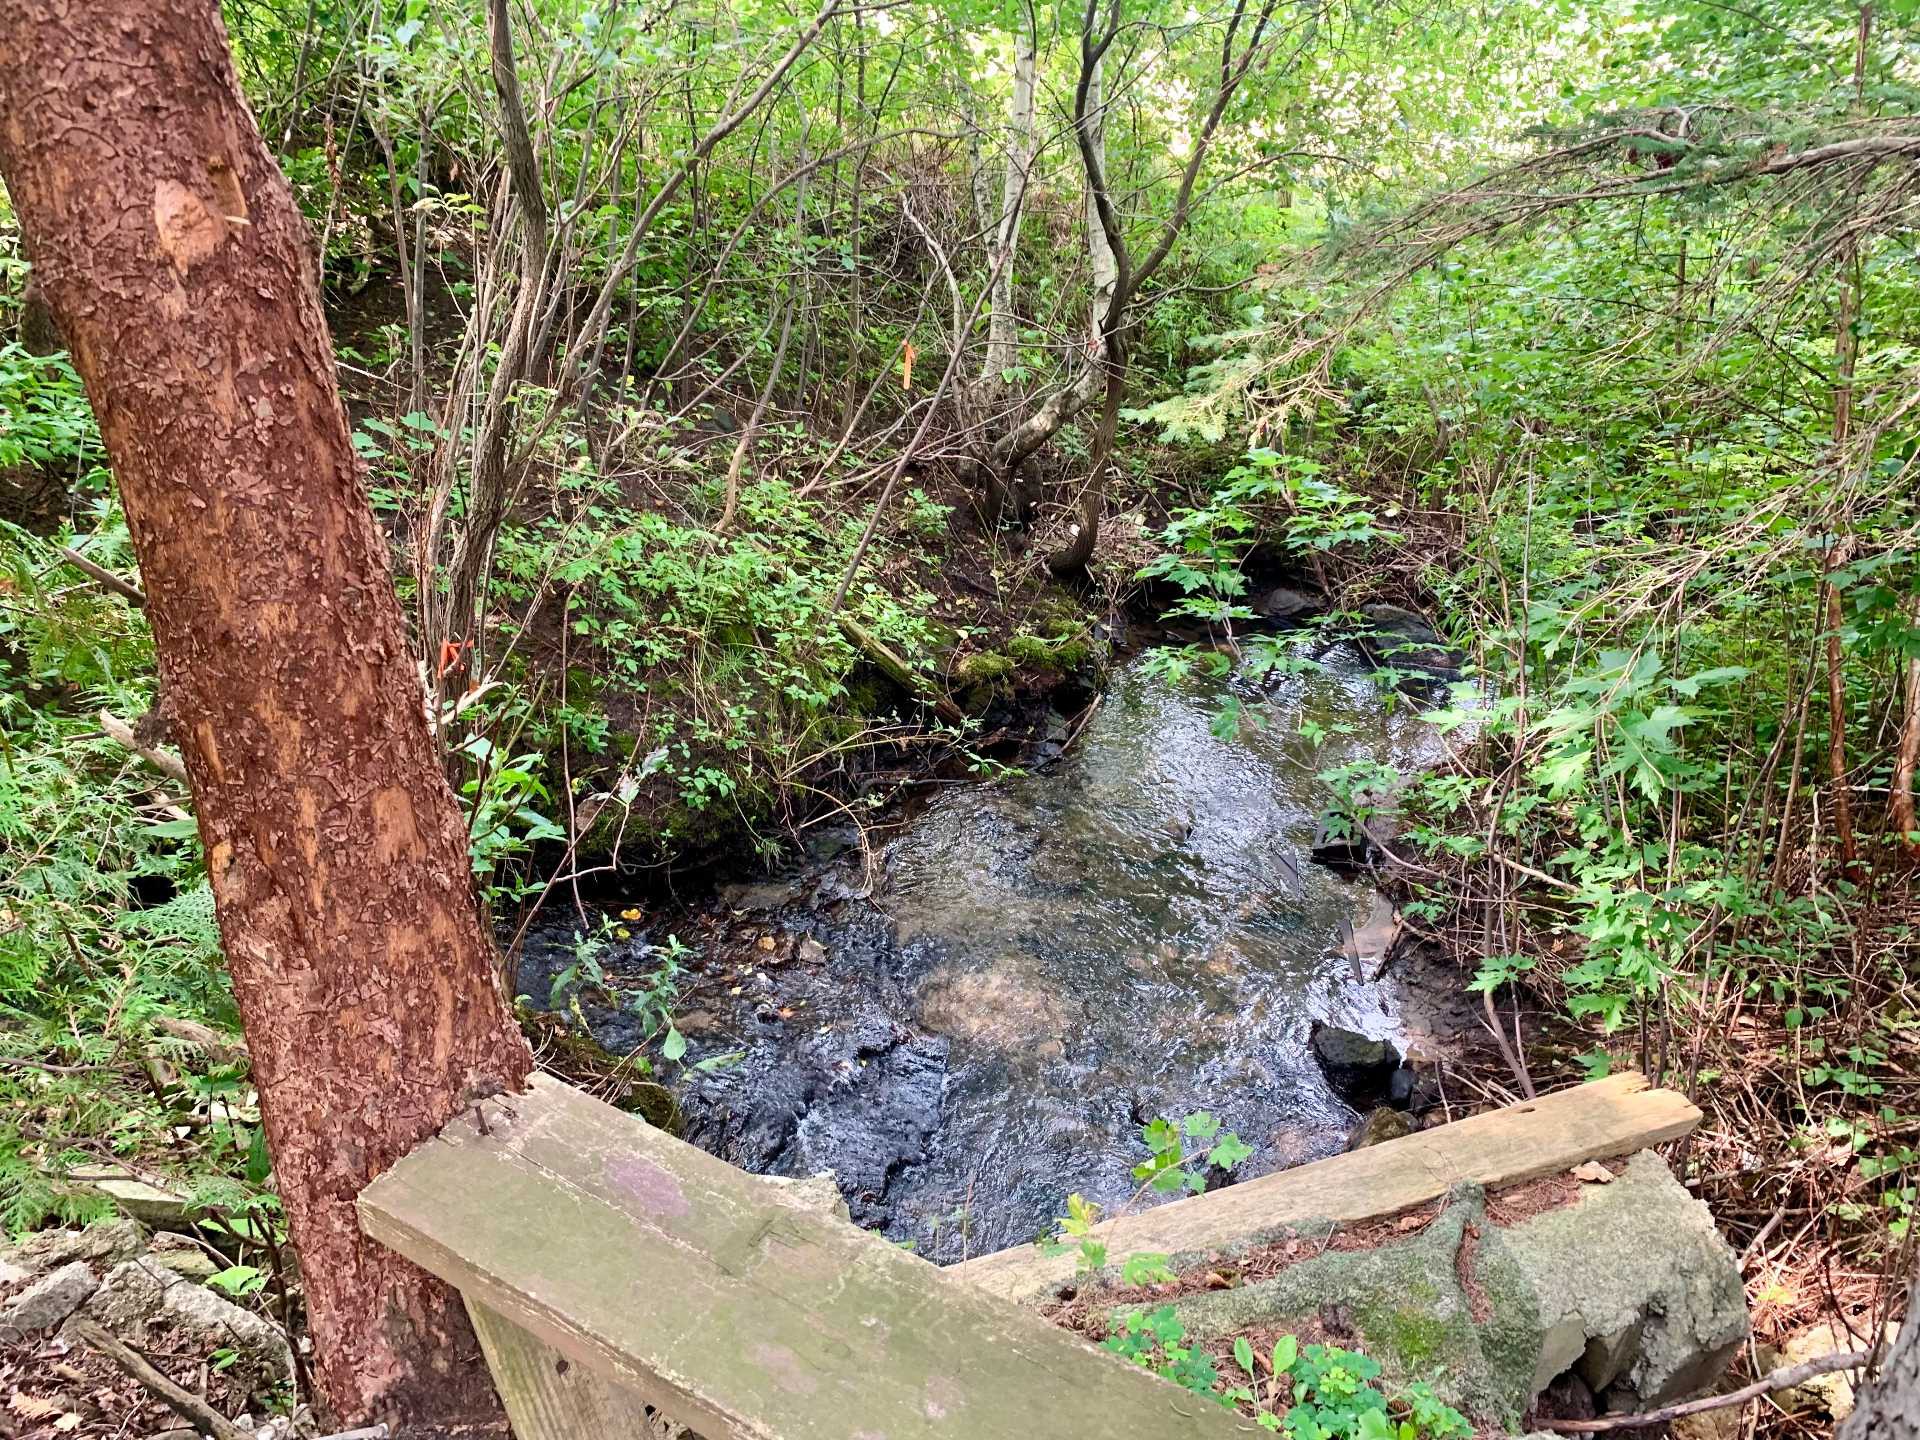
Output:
(953, 1070), (1700, 1304)
(360, 1075), (1256, 1439)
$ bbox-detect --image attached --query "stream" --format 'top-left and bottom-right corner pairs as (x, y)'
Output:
(517, 637), (1469, 1264)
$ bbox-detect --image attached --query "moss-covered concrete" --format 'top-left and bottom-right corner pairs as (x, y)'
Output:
(1092, 1153), (1747, 1428)
(1157, 1189), (1542, 1428)
(1500, 1151), (1749, 1408)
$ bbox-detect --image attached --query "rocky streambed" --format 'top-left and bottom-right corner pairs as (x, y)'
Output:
(519, 635), (1475, 1264)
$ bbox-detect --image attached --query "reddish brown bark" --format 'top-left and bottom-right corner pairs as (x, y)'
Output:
(0, 2), (531, 1427)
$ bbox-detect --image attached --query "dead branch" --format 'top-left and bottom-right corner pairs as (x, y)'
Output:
(57, 545), (147, 607)
(98, 710), (190, 786)
(66, 1318), (256, 1440)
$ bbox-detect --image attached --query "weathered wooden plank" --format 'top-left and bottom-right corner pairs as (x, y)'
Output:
(466, 1299), (679, 1440)
(360, 1075), (1255, 1439)
(952, 1070), (1700, 1304)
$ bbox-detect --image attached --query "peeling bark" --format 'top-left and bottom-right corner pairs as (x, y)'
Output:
(0, 1), (531, 1426)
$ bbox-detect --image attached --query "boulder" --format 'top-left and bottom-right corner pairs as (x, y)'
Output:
(0, 1261), (99, 1337)
(1498, 1151), (1749, 1411)
(1776, 1320), (1899, 1419)
(0, 1217), (147, 1288)
(68, 1163), (193, 1227)
(1310, 1022), (1402, 1109)
(146, 1234), (222, 1283)
(1351, 604), (1463, 683)
(75, 1256), (292, 1392)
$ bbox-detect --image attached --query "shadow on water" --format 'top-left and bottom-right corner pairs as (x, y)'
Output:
(518, 639), (1465, 1265)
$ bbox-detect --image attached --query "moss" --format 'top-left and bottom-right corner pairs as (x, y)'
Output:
(1050, 636), (1092, 670)
(955, 651), (1014, 685)
(1030, 590), (1086, 631)
(1355, 1287), (1453, 1372)
(563, 665), (606, 702)
(1007, 629), (1095, 675)
(1007, 634), (1062, 671)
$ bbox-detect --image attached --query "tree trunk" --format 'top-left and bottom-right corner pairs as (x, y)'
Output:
(981, 8), (1037, 391)
(0, 1), (533, 1428)
(18, 273), (62, 354)
(1893, 642), (1920, 854)
(1046, 0), (1131, 576)
(1823, 567), (1860, 873)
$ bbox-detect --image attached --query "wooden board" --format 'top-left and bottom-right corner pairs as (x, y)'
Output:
(464, 1299), (671, 1440)
(360, 1075), (1256, 1439)
(951, 1070), (1700, 1304)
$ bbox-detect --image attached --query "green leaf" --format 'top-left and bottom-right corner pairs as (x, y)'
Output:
(1272, 1334), (1299, 1374)
(660, 1025), (687, 1063)
(1670, 666), (1749, 697)
(1234, 1335), (1257, 1377)
(244, 1124), (272, 1186)
(1183, 1111), (1222, 1141)
(1208, 1132), (1254, 1171)
(206, 1264), (264, 1297)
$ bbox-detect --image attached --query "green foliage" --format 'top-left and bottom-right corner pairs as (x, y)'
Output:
(1105, 1306), (1473, 1440)
(1041, 1110), (1251, 1281)
(0, 516), (254, 1234)
(0, 344), (109, 488)
(1139, 449), (1392, 632)
(482, 466), (942, 839)
(538, 920), (691, 1067)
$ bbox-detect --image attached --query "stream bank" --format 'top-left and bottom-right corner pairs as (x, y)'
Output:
(518, 629), (1479, 1263)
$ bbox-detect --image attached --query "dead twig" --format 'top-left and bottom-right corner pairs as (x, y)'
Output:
(66, 1318), (255, 1440)
(98, 710), (190, 786)
(57, 545), (147, 607)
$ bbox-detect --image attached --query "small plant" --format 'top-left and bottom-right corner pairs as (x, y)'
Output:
(1107, 1311), (1473, 1440)
(1041, 1111), (1252, 1281)
(542, 922), (691, 1066)
(902, 487), (951, 540)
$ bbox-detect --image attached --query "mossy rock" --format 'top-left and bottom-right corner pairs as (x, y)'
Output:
(1006, 628), (1095, 676)
(955, 651), (1014, 684)
(952, 650), (1015, 710)
(1007, 634), (1064, 672)
(1091, 1155), (1747, 1429)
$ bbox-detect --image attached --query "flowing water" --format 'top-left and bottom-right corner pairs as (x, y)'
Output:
(518, 639), (1466, 1264)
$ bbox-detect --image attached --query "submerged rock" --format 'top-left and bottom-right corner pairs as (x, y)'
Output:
(1387, 1061), (1443, 1113)
(1351, 603), (1463, 683)
(1256, 586), (1320, 622)
(1311, 1022), (1402, 1108)
(1347, 1106), (1415, 1149)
